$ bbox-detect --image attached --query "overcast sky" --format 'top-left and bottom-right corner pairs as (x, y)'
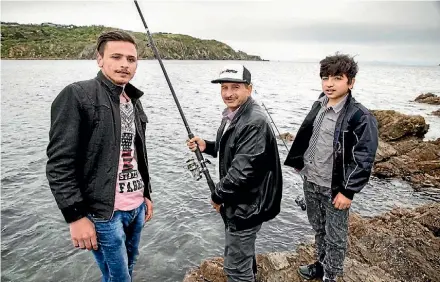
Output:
(2, 1), (440, 65)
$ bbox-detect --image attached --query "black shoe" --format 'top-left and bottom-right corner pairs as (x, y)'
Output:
(323, 279), (336, 282)
(297, 261), (324, 280)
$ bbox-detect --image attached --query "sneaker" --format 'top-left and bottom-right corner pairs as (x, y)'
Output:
(297, 261), (324, 280)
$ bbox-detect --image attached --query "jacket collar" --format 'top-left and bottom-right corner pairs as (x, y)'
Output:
(229, 96), (254, 125)
(317, 90), (353, 110)
(215, 96), (254, 151)
(96, 70), (144, 102)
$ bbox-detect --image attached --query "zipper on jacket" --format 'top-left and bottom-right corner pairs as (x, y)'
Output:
(342, 130), (348, 182)
(109, 90), (124, 220)
(344, 131), (360, 190)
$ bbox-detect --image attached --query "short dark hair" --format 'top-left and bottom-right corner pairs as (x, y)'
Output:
(96, 30), (137, 56)
(319, 52), (358, 83)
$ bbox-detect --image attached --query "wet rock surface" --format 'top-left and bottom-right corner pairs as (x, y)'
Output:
(183, 204), (440, 282)
(371, 110), (440, 190)
(415, 93), (440, 105)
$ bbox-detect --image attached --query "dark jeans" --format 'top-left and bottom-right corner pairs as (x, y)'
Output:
(88, 202), (145, 282)
(224, 224), (262, 282)
(303, 180), (349, 277)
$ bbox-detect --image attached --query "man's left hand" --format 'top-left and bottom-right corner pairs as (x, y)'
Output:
(332, 193), (352, 210)
(211, 200), (221, 213)
(144, 198), (153, 223)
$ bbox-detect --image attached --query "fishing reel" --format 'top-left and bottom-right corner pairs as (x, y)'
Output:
(185, 157), (211, 181)
(295, 195), (307, 211)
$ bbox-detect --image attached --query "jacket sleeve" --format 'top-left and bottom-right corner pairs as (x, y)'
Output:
(144, 182), (152, 200)
(204, 140), (217, 157)
(284, 100), (320, 170)
(143, 163), (152, 201)
(46, 83), (87, 223)
(341, 113), (379, 199)
(211, 123), (268, 205)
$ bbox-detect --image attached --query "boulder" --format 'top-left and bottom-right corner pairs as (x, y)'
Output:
(415, 93), (440, 105)
(371, 110), (429, 141)
(373, 138), (440, 189)
(369, 110), (439, 189)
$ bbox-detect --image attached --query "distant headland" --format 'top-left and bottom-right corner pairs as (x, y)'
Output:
(0, 22), (264, 61)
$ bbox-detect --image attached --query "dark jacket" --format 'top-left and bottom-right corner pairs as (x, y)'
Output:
(46, 71), (151, 223)
(284, 92), (378, 200)
(204, 97), (283, 231)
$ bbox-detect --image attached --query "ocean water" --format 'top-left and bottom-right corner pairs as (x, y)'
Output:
(1, 60), (439, 282)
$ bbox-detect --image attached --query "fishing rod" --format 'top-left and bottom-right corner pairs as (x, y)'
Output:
(252, 88), (306, 211)
(133, 0), (216, 195)
(254, 89), (290, 152)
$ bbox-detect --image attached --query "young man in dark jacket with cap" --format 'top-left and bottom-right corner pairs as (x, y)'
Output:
(187, 64), (283, 282)
(285, 53), (378, 282)
(46, 30), (153, 282)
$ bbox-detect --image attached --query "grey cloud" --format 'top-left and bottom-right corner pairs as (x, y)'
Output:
(196, 21), (440, 45)
(269, 23), (440, 44)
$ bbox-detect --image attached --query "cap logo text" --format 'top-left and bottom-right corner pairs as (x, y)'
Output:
(220, 69), (238, 74)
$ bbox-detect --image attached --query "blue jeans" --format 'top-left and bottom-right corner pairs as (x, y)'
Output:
(89, 202), (145, 282)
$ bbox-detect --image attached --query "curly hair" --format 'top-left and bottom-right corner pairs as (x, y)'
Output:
(96, 30), (137, 56)
(319, 52), (358, 84)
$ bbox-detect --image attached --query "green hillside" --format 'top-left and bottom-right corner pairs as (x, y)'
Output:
(0, 22), (263, 60)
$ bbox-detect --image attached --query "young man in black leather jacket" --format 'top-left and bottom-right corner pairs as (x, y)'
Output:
(46, 30), (153, 282)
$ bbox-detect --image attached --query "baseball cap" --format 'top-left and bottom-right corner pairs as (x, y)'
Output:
(211, 64), (251, 84)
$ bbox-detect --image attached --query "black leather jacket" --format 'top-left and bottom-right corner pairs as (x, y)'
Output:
(284, 92), (378, 199)
(46, 71), (151, 223)
(204, 97), (283, 231)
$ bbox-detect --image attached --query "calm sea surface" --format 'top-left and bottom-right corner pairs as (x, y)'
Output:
(1, 60), (439, 282)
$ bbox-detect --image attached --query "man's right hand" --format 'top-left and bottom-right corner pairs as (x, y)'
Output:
(69, 217), (98, 251)
(187, 136), (206, 152)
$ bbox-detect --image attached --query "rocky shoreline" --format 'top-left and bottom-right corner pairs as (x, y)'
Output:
(183, 203), (440, 282)
(372, 110), (440, 190)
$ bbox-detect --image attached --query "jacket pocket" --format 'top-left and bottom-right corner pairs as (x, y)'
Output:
(90, 105), (112, 150)
(234, 203), (258, 220)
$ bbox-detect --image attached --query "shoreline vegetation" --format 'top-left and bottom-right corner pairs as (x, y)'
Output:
(0, 22), (263, 61)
